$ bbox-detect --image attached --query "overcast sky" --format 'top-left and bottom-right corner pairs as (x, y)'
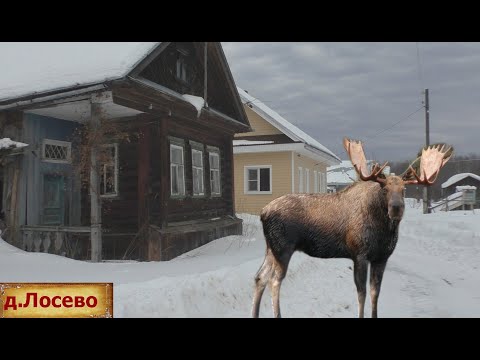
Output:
(222, 42), (479, 163)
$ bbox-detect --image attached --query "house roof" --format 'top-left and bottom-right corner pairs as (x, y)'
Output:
(441, 173), (480, 189)
(0, 42), (250, 131)
(236, 87), (341, 163)
(327, 161), (361, 185)
(0, 42), (159, 103)
(327, 160), (391, 185)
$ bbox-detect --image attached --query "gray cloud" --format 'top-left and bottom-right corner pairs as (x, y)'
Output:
(222, 42), (480, 162)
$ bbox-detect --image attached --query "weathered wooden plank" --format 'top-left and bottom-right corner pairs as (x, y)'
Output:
(138, 122), (150, 229)
(90, 96), (102, 262)
(21, 225), (91, 233)
(159, 117), (169, 229)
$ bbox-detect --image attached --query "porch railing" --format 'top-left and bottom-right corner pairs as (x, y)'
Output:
(20, 225), (90, 256)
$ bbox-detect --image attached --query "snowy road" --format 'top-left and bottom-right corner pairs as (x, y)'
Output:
(1, 203), (479, 317)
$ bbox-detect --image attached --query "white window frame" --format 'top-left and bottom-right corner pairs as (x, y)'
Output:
(192, 148), (205, 196)
(322, 172), (327, 193)
(170, 144), (185, 197)
(314, 170), (319, 193)
(100, 143), (119, 198)
(319, 171), (323, 194)
(42, 139), (72, 164)
(298, 167), (304, 193)
(317, 171), (327, 193)
(209, 151), (221, 197)
(244, 165), (272, 195)
(305, 168), (310, 193)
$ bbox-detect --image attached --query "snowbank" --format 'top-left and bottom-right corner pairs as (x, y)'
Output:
(1, 210), (479, 317)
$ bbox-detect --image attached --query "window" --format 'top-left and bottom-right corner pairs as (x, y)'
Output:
(245, 166), (272, 194)
(209, 151), (221, 196)
(298, 167), (304, 193)
(192, 148), (204, 196)
(170, 144), (185, 196)
(314, 170), (319, 193)
(42, 139), (71, 163)
(100, 144), (119, 197)
(176, 54), (188, 83)
(305, 168), (310, 193)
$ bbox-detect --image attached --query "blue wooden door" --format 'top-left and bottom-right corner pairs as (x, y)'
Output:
(43, 174), (65, 225)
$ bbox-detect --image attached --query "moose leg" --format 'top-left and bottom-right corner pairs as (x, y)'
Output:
(251, 251), (274, 318)
(370, 260), (387, 318)
(353, 257), (368, 318)
(270, 252), (293, 318)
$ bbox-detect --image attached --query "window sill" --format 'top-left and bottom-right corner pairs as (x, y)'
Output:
(244, 191), (273, 195)
(170, 195), (187, 200)
(101, 194), (120, 200)
(41, 159), (72, 164)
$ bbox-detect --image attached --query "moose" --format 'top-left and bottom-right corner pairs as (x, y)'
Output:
(252, 137), (453, 318)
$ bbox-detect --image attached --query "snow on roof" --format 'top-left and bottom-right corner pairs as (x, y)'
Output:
(232, 140), (274, 146)
(456, 185), (477, 191)
(441, 173), (480, 188)
(0, 42), (159, 102)
(327, 160), (391, 185)
(0, 138), (28, 150)
(327, 161), (359, 185)
(182, 94), (205, 117)
(236, 87), (340, 162)
(327, 171), (357, 185)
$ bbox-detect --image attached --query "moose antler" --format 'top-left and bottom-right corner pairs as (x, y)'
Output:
(403, 144), (453, 185)
(343, 137), (388, 183)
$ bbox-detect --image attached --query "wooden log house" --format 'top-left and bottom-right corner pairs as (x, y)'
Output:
(0, 42), (251, 261)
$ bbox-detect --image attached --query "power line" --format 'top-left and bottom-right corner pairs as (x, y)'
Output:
(365, 106), (425, 140)
(325, 106), (426, 160)
(446, 158), (480, 163)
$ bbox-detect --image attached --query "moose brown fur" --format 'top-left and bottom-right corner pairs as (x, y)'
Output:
(251, 138), (453, 318)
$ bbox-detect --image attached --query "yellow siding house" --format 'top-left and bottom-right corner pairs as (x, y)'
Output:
(234, 87), (341, 215)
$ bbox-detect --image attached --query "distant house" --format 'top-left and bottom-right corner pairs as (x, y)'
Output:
(0, 42), (251, 261)
(327, 160), (390, 192)
(441, 173), (480, 208)
(233, 88), (340, 215)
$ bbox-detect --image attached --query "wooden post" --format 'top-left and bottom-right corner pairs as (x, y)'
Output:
(138, 118), (151, 241)
(159, 117), (169, 229)
(204, 42), (208, 107)
(225, 136), (235, 217)
(89, 93), (108, 262)
(9, 164), (20, 244)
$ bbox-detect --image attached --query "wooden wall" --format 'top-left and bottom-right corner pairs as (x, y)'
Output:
(148, 114), (235, 227)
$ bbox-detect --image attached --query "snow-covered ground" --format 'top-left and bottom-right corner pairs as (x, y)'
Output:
(1, 200), (479, 317)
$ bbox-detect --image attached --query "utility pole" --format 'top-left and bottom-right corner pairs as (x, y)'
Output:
(423, 89), (431, 214)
